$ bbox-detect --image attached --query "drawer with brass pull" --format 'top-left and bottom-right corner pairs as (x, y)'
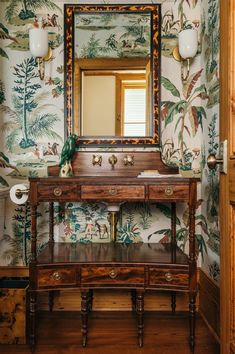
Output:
(37, 267), (77, 288)
(81, 266), (145, 287)
(81, 185), (145, 200)
(37, 183), (79, 201)
(148, 184), (189, 201)
(148, 268), (189, 289)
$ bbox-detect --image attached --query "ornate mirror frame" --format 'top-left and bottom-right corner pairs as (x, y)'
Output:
(64, 4), (161, 146)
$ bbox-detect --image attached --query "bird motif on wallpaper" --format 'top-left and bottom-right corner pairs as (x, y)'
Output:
(59, 134), (78, 177)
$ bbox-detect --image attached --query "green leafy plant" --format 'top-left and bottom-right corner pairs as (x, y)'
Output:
(161, 10), (181, 37)
(13, 57), (40, 148)
(207, 0), (219, 75)
(0, 151), (20, 186)
(147, 202), (208, 259)
(12, 204), (31, 265)
(0, 23), (18, 59)
(0, 80), (6, 104)
(2, 58), (62, 152)
(118, 222), (141, 243)
(161, 70), (208, 168)
(5, 0), (61, 22)
(81, 34), (104, 58)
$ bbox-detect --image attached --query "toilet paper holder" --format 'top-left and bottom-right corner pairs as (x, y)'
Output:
(16, 188), (29, 198)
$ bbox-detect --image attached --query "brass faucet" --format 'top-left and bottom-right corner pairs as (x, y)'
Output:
(108, 154), (118, 169)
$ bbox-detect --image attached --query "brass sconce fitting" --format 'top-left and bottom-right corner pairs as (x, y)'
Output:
(108, 154), (118, 169)
(36, 47), (52, 80)
(29, 27), (53, 80)
(172, 28), (198, 83)
(172, 47), (191, 83)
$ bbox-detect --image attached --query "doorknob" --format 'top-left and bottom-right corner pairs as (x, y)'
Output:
(207, 154), (223, 170)
(207, 140), (227, 173)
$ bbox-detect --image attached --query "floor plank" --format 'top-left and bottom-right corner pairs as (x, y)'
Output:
(0, 311), (220, 354)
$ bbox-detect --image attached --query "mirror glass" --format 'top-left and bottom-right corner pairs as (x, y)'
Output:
(65, 5), (160, 145)
(81, 68), (149, 137)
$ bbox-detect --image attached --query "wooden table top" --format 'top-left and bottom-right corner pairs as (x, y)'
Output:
(37, 242), (188, 266)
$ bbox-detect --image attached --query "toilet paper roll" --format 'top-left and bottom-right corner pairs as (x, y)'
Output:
(10, 184), (29, 205)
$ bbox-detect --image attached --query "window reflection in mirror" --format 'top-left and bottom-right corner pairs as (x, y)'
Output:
(81, 68), (151, 137)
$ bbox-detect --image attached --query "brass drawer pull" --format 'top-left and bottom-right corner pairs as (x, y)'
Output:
(123, 155), (134, 166)
(165, 186), (173, 196)
(109, 269), (118, 279)
(92, 155), (102, 166)
(54, 187), (62, 196)
(165, 272), (173, 282)
(51, 271), (61, 281)
(108, 188), (117, 196)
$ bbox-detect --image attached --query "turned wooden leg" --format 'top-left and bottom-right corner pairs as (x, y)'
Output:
(29, 291), (37, 352)
(81, 290), (89, 347)
(131, 289), (137, 311)
(49, 290), (54, 312)
(136, 290), (144, 347)
(88, 290), (93, 312)
(171, 291), (176, 314)
(189, 292), (196, 352)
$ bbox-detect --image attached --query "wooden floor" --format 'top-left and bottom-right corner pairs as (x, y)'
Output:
(0, 311), (219, 354)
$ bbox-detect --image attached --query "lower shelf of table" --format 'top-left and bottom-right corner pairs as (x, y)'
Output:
(30, 242), (194, 292)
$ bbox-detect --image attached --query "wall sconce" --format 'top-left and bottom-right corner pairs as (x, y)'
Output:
(173, 29), (198, 83)
(29, 28), (52, 80)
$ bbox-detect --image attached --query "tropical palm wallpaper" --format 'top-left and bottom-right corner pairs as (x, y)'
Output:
(75, 12), (151, 58)
(0, 0), (220, 282)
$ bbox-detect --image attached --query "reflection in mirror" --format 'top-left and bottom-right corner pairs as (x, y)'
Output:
(65, 5), (160, 145)
(80, 64), (151, 137)
(82, 69), (148, 136)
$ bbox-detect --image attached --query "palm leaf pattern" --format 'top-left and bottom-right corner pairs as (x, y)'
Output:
(161, 69), (208, 167)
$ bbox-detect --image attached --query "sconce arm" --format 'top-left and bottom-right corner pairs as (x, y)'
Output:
(37, 57), (45, 81)
(181, 58), (191, 83)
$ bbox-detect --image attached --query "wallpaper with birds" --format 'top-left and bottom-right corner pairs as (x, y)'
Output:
(0, 0), (220, 283)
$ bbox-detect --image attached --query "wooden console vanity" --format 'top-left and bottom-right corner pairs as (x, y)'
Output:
(28, 151), (198, 352)
(28, 4), (198, 352)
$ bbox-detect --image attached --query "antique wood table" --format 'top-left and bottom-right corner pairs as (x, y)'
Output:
(28, 152), (198, 352)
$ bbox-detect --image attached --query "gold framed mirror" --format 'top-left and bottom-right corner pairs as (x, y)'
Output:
(64, 4), (161, 146)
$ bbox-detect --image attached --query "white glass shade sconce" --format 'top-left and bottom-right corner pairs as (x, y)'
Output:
(173, 29), (198, 83)
(29, 27), (52, 80)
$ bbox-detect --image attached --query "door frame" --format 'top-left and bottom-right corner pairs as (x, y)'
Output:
(220, 0), (234, 353)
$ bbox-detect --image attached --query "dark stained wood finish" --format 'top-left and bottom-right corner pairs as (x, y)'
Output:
(0, 312), (220, 354)
(149, 184), (189, 201)
(0, 266), (28, 277)
(199, 269), (220, 341)
(149, 268), (189, 289)
(81, 290), (89, 347)
(38, 267), (77, 288)
(48, 202), (54, 244)
(28, 151), (198, 351)
(30, 177), (194, 205)
(81, 185), (145, 201)
(136, 291), (145, 347)
(81, 266), (145, 287)
(37, 183), (79, 201)
(36, 242), (189, 265)
(47, 151), (178, 177)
